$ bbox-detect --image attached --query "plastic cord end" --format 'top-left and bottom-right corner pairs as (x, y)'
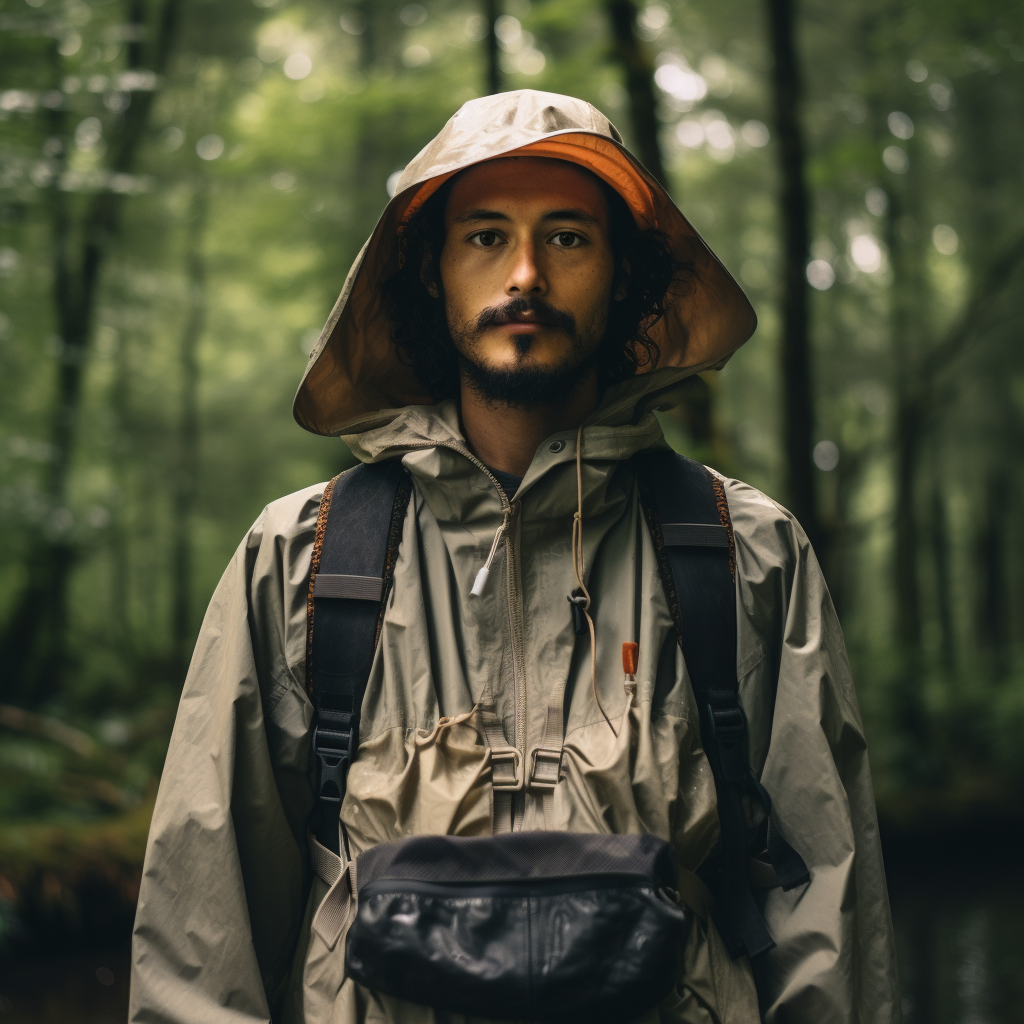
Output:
(470, 566), (490, 597)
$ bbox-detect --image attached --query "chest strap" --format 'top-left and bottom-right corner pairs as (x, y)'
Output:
(306, 460), (412, 853)
(637, 450), (809, 959)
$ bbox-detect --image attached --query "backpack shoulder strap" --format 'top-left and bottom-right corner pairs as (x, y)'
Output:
(636, 449), (808, 959)
(306, 460), (412, 852)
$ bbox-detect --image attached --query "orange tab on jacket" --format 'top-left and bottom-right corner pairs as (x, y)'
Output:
(622, 641), (639, 677)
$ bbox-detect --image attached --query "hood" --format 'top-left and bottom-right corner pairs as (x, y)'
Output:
(293, 89), (756, 437)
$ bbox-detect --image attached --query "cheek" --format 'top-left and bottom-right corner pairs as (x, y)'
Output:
(439, 246), (482, 320)
(571, 257), (616, 324)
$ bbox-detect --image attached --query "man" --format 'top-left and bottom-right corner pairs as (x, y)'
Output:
(130, 91), (900, 1023)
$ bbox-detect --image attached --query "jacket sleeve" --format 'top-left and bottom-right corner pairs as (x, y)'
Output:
(130, 491), (320, 1024)
(728, 479), (901, 1024)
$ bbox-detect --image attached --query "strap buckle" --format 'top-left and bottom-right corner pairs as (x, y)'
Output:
(314, 721), (354, 804)
(528, 746), (563, 790)
(489, 746), (524, 791)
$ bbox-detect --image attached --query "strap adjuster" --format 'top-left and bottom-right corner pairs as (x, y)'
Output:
(528, 746), (563, 790)
(706, 705), (745, 742)
(490, 746), (524, 791)
(703, 701), (748, 783)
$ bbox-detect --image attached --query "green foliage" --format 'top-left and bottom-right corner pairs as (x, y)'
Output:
(0, 0), (1023, 885)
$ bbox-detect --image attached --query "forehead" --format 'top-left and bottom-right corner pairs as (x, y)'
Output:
(444, 156), (608, 225)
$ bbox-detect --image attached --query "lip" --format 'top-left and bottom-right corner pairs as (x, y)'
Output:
(495, 315), (558, 330)
(500, 321), (545, 333)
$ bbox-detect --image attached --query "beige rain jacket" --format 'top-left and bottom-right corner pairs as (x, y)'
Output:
(130, 92), (900, 1024)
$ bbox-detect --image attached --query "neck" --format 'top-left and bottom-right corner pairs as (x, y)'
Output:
(458, 371), (600, 477)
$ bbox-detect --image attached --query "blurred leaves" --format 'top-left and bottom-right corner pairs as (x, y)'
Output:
(0, 0), (1023, 938)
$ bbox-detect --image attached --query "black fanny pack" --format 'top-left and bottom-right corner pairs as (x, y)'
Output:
(345, 830), (689, 1024)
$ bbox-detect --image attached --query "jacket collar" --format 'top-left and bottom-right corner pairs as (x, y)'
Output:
(342, 368), (689, 521)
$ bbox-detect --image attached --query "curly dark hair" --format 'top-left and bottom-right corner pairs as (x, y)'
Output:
(382, 168), (688, 403)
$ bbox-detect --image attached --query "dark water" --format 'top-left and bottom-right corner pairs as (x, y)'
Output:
(0, 948), (130, 1023)
(0, 876), (1020, 1022)
(890, 868), (1024, 1024)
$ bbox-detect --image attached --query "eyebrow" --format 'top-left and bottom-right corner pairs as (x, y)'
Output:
(454, 207), (600, 225)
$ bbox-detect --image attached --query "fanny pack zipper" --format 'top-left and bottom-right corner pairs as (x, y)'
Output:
(359, 873), (659, 901)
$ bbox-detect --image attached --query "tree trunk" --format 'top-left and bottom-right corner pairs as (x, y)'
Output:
(829, 445), (867, 621)
(0, 0), (183, 704)
(605, 0), (718, 450)
(483, 0), (502, 95)
(763, 0), (822, 556)
(171, 182), (207, 677)
(883, 165), (924, 660)
(605, 0), (667, 186)
(354, 0), (376, 70)
(975, 471), (1008, 676)
(109, 325), (133, 656)
(929, 476), (955, 671)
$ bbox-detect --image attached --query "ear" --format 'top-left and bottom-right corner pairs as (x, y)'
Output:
(420, 253), (439, 298)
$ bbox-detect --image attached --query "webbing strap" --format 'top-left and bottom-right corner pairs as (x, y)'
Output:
(308, 832), (358, 951)
(528, 665), (571, 792)
(479, 700), (519, 834)
(307, 460), (412, 853)
(308, 829), (343, 887)
(661, 523), (730, 548)
(313, 574), (384, 601)
(637, 450), (808, 959)
(528, 493), (603, 799)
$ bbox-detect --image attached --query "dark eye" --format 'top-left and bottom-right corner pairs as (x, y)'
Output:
(474, 231), (500, 247)
(553, 231), (582, 248)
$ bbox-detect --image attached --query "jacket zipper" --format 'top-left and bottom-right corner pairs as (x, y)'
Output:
(504, 501), (526, 831)
(396, 439), (526, 821)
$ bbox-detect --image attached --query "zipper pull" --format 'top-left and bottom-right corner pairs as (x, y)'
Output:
(471, 513), (509, 597)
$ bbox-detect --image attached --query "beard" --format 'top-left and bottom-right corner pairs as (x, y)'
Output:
(458, 355), (595, 408)
(448, 297), (604, 409)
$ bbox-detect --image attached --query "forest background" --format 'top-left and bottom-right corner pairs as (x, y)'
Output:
(0, 0), (1022, 1015)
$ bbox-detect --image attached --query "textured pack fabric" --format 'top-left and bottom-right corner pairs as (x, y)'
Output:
(346, 832), (687, 1023)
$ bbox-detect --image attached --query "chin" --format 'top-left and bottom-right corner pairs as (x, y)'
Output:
(460, 352), (594, 409)
(482, 333), (570, 370)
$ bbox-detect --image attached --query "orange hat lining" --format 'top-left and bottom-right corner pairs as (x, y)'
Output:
(398, 134), (658, 232)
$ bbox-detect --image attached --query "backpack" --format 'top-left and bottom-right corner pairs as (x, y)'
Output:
(306, 451), (808, 961)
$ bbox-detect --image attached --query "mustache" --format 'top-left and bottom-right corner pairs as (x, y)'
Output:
(473, 298), (577, 337)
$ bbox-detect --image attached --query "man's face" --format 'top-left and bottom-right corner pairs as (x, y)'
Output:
(434, 157), (619, 406)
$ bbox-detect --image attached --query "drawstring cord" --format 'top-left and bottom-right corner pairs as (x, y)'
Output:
(471, 510), (510, 597)
(572, 424), (617, 736)
(468, 427), (616, 737)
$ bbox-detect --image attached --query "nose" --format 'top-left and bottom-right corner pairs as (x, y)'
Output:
(504, 238), (546, 296)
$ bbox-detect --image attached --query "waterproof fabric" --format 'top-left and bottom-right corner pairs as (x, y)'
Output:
(292, 90), (756, 436)
(131, 89), (899, 1023)
(130, 371), (900, 1024)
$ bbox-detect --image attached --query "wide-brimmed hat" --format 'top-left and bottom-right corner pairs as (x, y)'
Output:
(293, 90), (756, 436)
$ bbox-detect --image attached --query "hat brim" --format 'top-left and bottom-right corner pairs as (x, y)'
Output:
(293, 131), (755, 436)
